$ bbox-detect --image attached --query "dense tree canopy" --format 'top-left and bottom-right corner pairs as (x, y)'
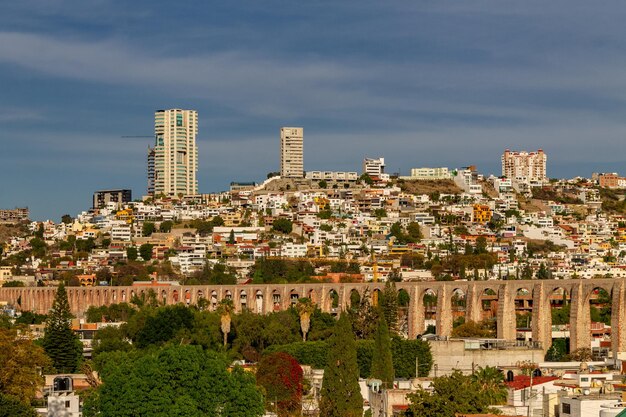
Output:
(405, 370), (506, 417)
(84, 346), (265, 417)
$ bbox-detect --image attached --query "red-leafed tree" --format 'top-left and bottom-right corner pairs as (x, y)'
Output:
(256, 352), (303, 416)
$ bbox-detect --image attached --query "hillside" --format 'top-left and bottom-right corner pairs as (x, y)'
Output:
(396, 179), (463, 195)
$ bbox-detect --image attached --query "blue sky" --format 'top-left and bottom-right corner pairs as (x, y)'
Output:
(1, 1), (626, 220)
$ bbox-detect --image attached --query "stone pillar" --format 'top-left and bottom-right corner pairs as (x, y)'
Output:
(611, 281), (626, 356)
(436, 286), (452, 337)
(465, 284), (482, 324)
(531, 282), (551, 352)
(497, 285), (516, 341)
(407, 286), (420, 339)
(569, 282), (590, 352)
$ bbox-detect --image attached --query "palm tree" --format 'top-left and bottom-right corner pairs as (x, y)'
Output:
(296, 298), (315, 341)
(216, 298), (234, 348)
(472, 366), (508, 405)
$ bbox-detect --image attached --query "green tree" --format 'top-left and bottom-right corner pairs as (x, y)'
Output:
(472, 366), (508, 405)
(139, 244), (153, 261)
(42, 283), (83, 373)
(84, 345), (264, 417)
(318, 180), (328, 189)
(228, 229), (236, 244)
(126, 246), (138, 262)
(405, 370), (503, 417)
(159, 221), (173, 233)
(142, 222), (155, 237)
(272, 218), (293, 234)
(370, 317), (394, 388)
(256, 352), (303, 416)
(380, 281), (398, 334)
(61, 214), (73, 224)
(0, 393), (38, 417)
(319, 315), (363, 417)
(406, 222), (422, 242)
(347, 288), (379, 340)
(359, 173), (374, 185)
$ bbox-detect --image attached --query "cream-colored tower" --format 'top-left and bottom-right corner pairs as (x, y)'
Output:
(280, 127), (304, 178)
(153, 109), (198, 196)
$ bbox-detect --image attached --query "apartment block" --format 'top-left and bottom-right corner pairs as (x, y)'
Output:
(362, 157), (386, 178)
(280, 127), (304, 178)
(501, 149), (547, 182)
(153, 109), (199, 196)
(405, 167), (451, 180)
(93, 189), (132, 209)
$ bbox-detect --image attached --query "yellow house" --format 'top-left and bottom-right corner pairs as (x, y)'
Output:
(473, 204), (492, 223)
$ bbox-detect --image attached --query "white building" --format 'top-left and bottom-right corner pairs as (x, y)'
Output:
(152, 109), (199, 196)
(405, 167), (451, 180)
(280, 127), (304, 178)
(502, 149), (547, 183)
(363, 157), (386, 178)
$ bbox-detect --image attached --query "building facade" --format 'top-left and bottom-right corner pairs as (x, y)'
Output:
(147, 146), (155, 196)
(501, 149), (547, 182)
(407, 167), (451, 180)
(153, 109), (199, 196)
(280, 127), (304, 178)
(363, 157), (386, 178)
(93, 189), (132, 209)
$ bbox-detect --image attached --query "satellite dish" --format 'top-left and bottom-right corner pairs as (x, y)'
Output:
(583, 389), (591, 396)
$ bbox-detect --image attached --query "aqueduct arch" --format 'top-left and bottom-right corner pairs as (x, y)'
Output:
(2, 278), (626, 353)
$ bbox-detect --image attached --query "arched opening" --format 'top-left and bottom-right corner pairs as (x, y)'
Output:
(451, 288), (467, 329)
(588, 286), (612, 359)
(545, 288), (570, 361)
(515, 288), (533, 342)
(480, 288), (497, 337)
(272, 290), (281, 311)
(349, 289), (361, 309)
(172, 290), (179, 303)
(328, 289), (339, 311)
(240, 290), (247, 311)
(397, 289), (410, 338)
(289, 290), (299, 307)
(210, 291), (218, 310)
(423, 289), (437, 334)
(225, 290), (232, 300)
(307, 289), (317, 305)
(161, 290), (167, 303)
(184, 289), (191, 304)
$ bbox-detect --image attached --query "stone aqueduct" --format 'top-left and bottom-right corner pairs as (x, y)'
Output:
(1, 278), (625, 354)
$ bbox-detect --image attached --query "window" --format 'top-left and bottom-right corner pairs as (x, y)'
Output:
(65, 401), (71, 408)
(562, 403), (571, 414)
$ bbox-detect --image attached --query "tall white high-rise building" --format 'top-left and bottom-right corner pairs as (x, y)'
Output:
(153, 109), (198, 196)
(501, 149), (547, 182)
(280, 127), (304, 178)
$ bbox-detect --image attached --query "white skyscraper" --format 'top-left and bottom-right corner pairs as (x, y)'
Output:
(153, 109), (198, 196)
(280, 127), (304, 178)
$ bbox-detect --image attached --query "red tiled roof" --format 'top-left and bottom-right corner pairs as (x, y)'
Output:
(506, 375), (559, 391)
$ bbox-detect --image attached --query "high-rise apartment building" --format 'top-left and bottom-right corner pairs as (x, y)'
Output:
(153, 109), (198, 196)
(501, 149), (547, 182)
(362, 157), (386, 178)
(280, 127), (304, 178)
(147, 147), (155, 196)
